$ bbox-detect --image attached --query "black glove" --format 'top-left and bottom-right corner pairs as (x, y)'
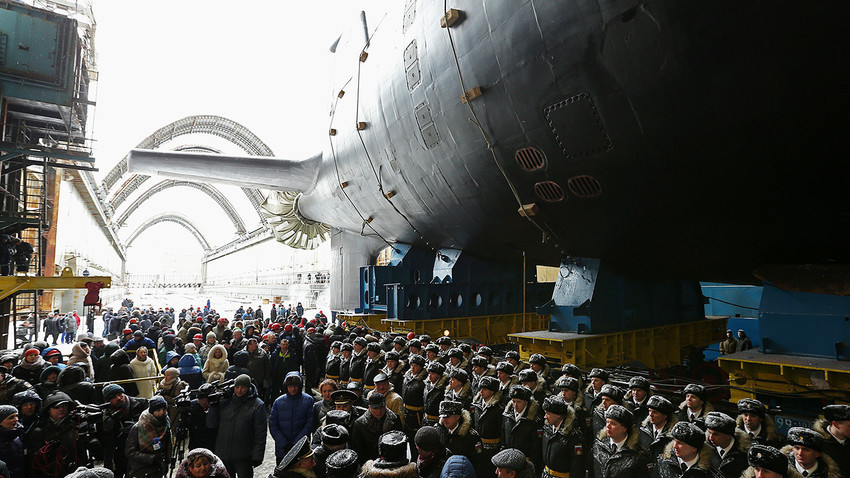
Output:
(252, 458), (263, 467)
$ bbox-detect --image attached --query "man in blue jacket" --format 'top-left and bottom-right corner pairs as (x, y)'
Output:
(269, 371), (315, 463)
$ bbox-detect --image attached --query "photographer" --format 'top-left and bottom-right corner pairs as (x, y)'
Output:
(125, 397), (171, 478)
(25, 392), (83, 477)
(207, 374), (266, 478)
(101, 383), (148, 477)
(188, 384), (217, 451)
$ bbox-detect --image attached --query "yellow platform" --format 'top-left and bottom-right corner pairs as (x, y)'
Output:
(336, 312), (550, 344)
(0, 271), (111, 301)
(508, 317), (728, 369)
(718, 349), (850, 403)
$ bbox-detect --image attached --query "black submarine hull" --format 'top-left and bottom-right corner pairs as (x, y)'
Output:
(131, 1), (850, 290)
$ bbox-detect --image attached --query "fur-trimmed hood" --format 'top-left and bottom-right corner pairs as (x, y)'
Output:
(736, 412), (781, 442)
(174, 447), (229, 478)
(439, 409), (474, 437)
(597, 425), (643, 452)
(504, 398), (541, 422)
(780, 445), (842, 478)
(661, 441), (716, 471)
(361, 460), (418, 478)
(641, 412), (679, 430)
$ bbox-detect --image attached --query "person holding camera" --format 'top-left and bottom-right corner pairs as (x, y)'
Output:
(207, 374), (266, 478)
(25, 391), (82, 478)
(125, 396), (172, 478)
(101, 383), (148, 477)
(188, 384), (218, 452)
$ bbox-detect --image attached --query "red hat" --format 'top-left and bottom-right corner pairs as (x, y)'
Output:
(123, 328), (133, 335)
(43, 348), (62, 358)
(284, 324), (293, 332)
(307, 327), (316, 333)
(262, 334), (270, 342)
(129, 318), (137, 324)
(24, 348), (40, 357)
(217, 318), (227, 324)
(407, 332), (416, 340)
(193, 334), (203, 341)
(271, 323), (281, 331)
(196, 317), (203, 322)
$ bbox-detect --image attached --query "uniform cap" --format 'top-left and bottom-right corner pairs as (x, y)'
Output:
(747, 444), (788, 476)
(705, 412), (736, 435)
(786, 427), (823, 451)
(414, 426), (441, 451)
(340, 343), (353, 352)
(275, 436), (314, 475)
(368, 392), (386, 408)
(628, 376), (651, 391)
(599, 384), (624, 403)
(320, 424), (349, 447)
(325, 449), (358, 476)
(737, 398), (765, 418)
(353, 337), (367, 348)
(424, 344), (440, 354)
(542, 395), (569, 415)
(491, 448), (527, 471)
(385, 351), (400, 362)
(346, 381), (363, 392)
(366, 342), (381, 353)
(672, 421), (706, 450)
(683, 384), (706, 402)
(393, 336), (407, 346)
(408, 354), (426, 367)
(477, 346), (493, 357)
(505, 351), (520, 361)
(408, 339), (422, 349)
(325, 409), (351, 426)
(373, 373), (389, 383)
(479, 376), (500, 392)
(435, 336), (452, 346)
(824, 404), (850, 422)
(495, 361), (514, 375)
(331, 390), (358, 405)
(509, 385), (532, 402)
(449, 368), (468, 384)
(426, 361), (445, 375)
(447, 348), (463, 359)
(439, 400), (463, 417)
(518, 369), (538, 384)
(375, 431), (408, 467)
(588, 368), (609, 381)
(556, 376), (579, 392)
(528, 354), (547, 366)
(471, 356), (488, 368)
(647, 395), (674, 416)
(605, 404), (634, 429)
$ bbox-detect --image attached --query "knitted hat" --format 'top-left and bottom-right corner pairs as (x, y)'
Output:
(414, 426), (441, 451)
(705, 412), (736, 435)
(234, 374), (252, 388)
(67, 466), (115, 478)
(102, 383), (125, 401)
(747, 445), (788, 476)
(23, 348), (40, 358)
(671, 422), (705, 450)
(0, 405), (18, 422)
(787, 427), (823, 451)
(148, 396), (168, 413)
(605, 405), (634, 429)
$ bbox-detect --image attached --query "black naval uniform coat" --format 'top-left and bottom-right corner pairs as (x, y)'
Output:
(422, 374), (449, 426)
(708, 430), (751, 478)
(592, 428), (651, 478)
(653, 442), (723, 478)
(542, 407), (587, 478)
(472, 390), (504, 478)
(640, 416), (677, 463)
(814, 418), (850, 478)
(348, 350), (367, 384)
(401, 368), (427, 434)
(501, 399), (544, 472)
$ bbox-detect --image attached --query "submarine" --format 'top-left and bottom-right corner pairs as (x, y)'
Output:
(128, 0), (850, 312)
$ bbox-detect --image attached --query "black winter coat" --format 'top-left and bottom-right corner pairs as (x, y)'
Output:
(640, 417), (677, 463)
(401, 368), (427, 433)
(208, 384), (267, 463)
(422, 374), (448, 425)
(437, 410), (484, 470)
(0, 424), (25, 478)
(653, 442), (723, 478)
(348, 351), (367, 381)
(350, 408), (403, 464)
(814, 418), (850, 478)
(501, 399), (544, 471)
(592, 428), (651, 478)
(110, 349), (138, 396)
(542, 407), (587, 478)
(708, 430), (751, 478)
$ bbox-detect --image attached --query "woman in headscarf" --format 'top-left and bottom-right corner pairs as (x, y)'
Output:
(201, 344), (228, 384)
(130, 346), (159, 399)
(174, 448), (230, 478)
(156, 368), (187, 426)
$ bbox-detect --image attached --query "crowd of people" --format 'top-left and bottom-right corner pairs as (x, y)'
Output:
(0, 298), (847, 478)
